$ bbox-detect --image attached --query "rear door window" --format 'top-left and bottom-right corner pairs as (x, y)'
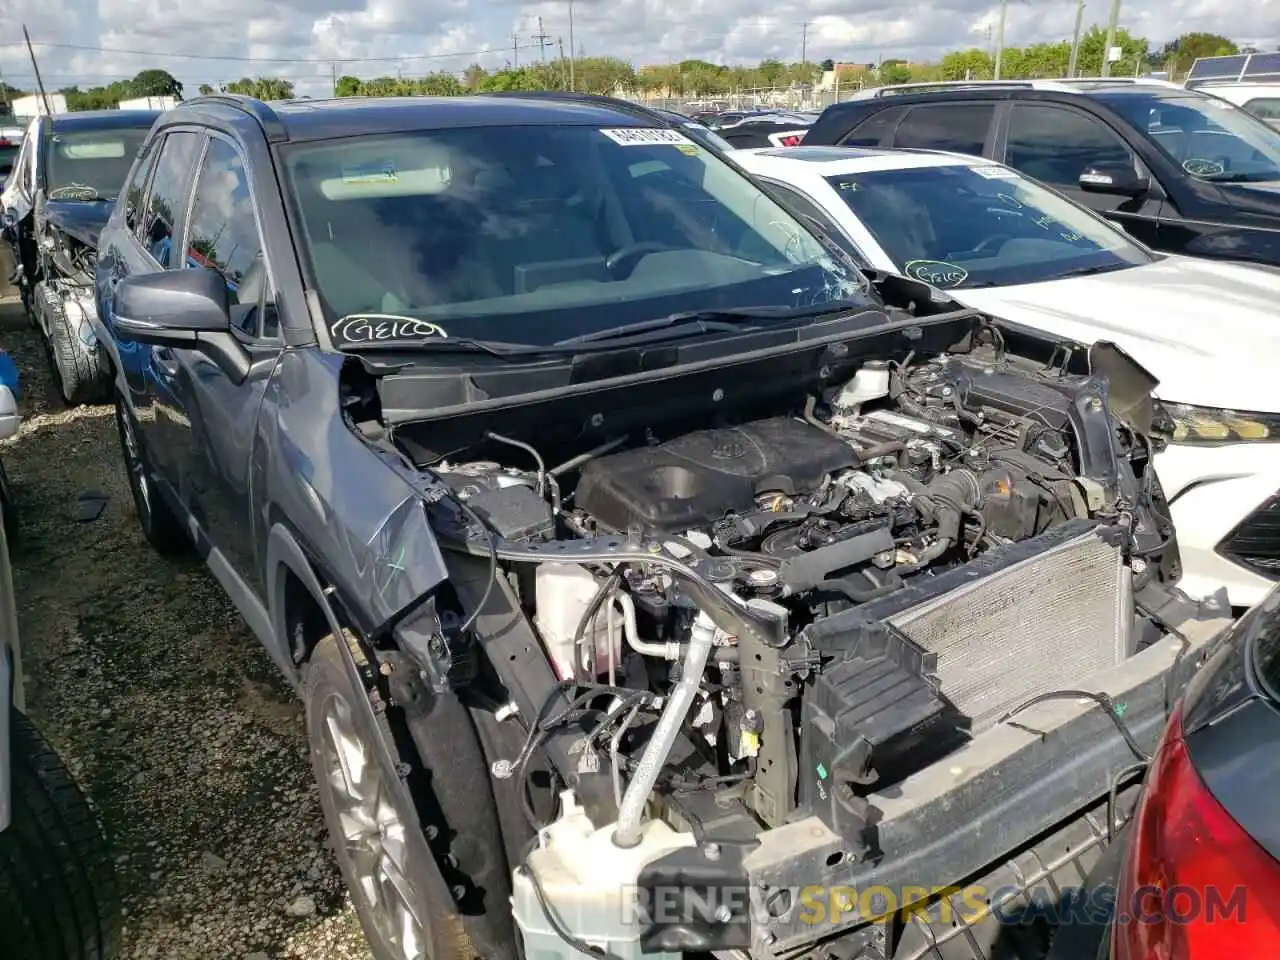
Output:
(891, 103), (996, 157)
(839, 105), (907, 147)
(1004, 103), (1134, 185)
(121, 140), (160, 236)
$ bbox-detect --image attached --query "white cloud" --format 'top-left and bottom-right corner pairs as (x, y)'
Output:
(0, 0), (1275, 98)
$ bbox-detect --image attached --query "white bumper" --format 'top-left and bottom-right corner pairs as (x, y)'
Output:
(1157, 442), (1280, 608)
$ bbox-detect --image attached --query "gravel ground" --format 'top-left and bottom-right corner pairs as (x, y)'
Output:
(1, 290), (374, 958)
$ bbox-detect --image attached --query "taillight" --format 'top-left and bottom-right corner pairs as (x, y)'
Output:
(1114, 707), (1280, 958)
(768, 130), (808, 147)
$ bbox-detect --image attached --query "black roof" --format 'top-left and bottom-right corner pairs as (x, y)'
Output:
(180, 94), (658, 143)
(50, 109), (161, 131)
(825, 82), (1209, 114)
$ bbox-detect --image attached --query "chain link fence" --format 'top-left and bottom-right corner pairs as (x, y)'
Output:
(620, 85), (871, 116)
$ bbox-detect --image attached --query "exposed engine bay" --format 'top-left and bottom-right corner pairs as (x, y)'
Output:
(362, 310), (1181, 959)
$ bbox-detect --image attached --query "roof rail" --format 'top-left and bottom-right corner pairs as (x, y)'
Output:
(868, 80), (1036, 98)
(184, 93), (287, 142)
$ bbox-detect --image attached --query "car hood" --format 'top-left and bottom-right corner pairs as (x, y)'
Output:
(42, 199), (113, 248)
(955, 256), (1280, 412)
(1218, 179), (1280, 217)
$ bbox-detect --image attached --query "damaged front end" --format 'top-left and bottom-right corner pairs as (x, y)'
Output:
(32, 198), (111, 404)
(347, 298), (1224, 960)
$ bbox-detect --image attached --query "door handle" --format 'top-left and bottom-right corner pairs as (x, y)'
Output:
(153, 347), (179, 378)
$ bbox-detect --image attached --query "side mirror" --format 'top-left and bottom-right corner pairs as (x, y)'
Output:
(113, 267), (231, 345)
(112, 267), (252, 385)
(0, 384), (19, 442)
(1078, 162), (1149, 197)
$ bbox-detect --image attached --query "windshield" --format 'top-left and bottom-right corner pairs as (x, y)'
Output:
(45, 127), (151, 200)
(280, 124), (866, 349)
(1098, 92), (1280, 183)
(827, 163), (1154, 289)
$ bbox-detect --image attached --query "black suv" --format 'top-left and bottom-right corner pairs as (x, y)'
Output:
(804, 80), (1280, 265)
(91, 92), (1227, 960)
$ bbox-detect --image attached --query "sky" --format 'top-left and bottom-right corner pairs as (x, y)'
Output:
(1, 0), (1277, 99)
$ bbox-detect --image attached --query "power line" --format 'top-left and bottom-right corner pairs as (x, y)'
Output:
(1, 39), (543, 64)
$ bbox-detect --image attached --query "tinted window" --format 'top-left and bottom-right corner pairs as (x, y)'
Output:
(1004, 104), (1132, 185)
(827, 163), (1152, 289)
(757, 178), (869, 265)
(140, 131), (203, 267)
(1244, 98), (1280, 121)
(1096, 91), (1280, 183)
(186, 138), (273, 337)
(280, 125), (868, 349)
(122, 141), (159, 235)
(840, 106), (906, 147)
(892, 104), (994, 156)
(45, 126), (151, 200)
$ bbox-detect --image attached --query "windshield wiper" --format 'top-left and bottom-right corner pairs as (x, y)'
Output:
(1050, 263), (1133, 281)
(338, 337), (553, 358)
(555, 303), (857, 347)
(1206, 171), (1280, 184)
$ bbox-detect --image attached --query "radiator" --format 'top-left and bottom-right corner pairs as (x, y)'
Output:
(884, 524), (1134, 732)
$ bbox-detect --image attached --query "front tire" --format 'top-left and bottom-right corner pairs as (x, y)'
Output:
(306, 633), (477, 960)
(0, 709), (120, 960)
(46, 294), (110, 407)
(113, 395), (188, 556)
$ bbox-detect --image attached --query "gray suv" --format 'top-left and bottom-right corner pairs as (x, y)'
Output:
(91, 92), (1225, 960)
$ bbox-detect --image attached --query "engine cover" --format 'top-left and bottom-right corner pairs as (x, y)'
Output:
(575, 417), (856, 533)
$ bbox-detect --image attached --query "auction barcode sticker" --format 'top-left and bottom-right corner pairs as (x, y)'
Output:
(599, 127), (693, 146)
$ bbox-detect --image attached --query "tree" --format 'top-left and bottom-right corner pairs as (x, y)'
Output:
(820, 59), (835, 73)
(223, 77), (295, 100)
(130, 69), (183, 99)
(197, 83), (215, 96)
(1158, 32), (1238, 75)
(939, 48), (993, 80)
(334, 75), (362, 98)
(462, 63), (488, 90)
(879, 61), (914, 85)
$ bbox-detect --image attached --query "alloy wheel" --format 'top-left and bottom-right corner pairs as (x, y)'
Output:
(317, 688), (428, 960)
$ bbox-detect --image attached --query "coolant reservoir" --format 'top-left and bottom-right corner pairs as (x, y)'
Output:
(512, 792), (696, 960)
(534, 564), (623, 680)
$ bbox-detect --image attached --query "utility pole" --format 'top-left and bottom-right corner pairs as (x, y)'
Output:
(558, 37), (568, 90)
(512, 35), (520, 69)
(568, 0), (576, 91)
(534, 16), (551, 62)
(801, 21), (809, 66)
(330, 62), (337, 97)
(993, 0), (1008, 80)
(22, 25), (52, 116)
(1067, 0), (1086, 78)
(1100, 0), (1122, 78)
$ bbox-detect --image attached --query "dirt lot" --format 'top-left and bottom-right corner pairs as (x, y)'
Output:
(2, 295), (373, 958)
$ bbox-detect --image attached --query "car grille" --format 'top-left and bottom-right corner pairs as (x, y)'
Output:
(1218, 491), (1280, 580)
